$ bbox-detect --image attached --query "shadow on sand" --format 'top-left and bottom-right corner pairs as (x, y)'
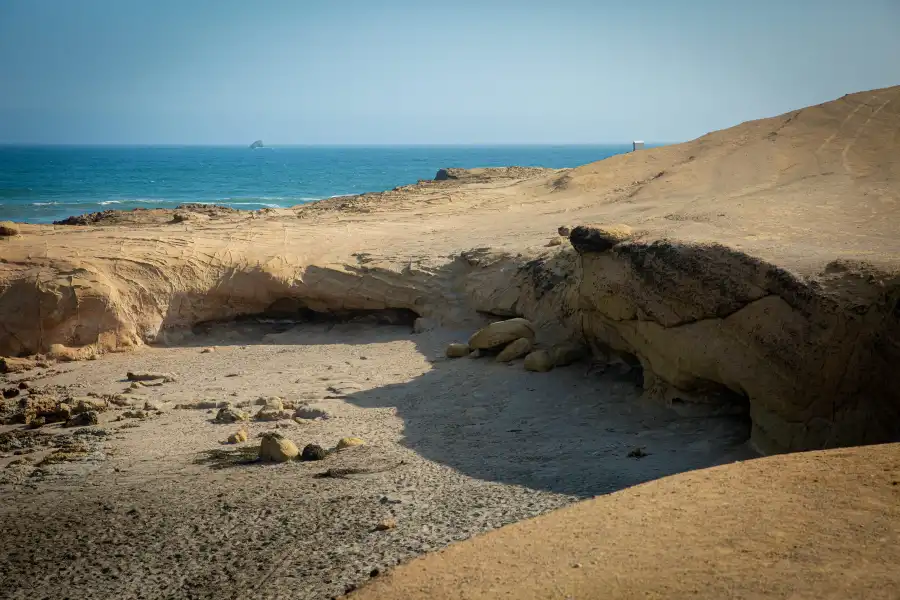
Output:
(173, 321), (755, 498)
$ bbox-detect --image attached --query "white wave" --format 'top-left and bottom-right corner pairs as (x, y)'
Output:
(32, 202), (59, 206)
(97, 200), (122, 205)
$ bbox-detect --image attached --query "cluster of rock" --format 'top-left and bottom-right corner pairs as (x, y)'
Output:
(256, 432), (364, 463)
(207, 394), (364, 463)
(446, 318), (588, 372)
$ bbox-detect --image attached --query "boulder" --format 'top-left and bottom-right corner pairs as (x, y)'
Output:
(227, 429), (248, 444)
(552, 342), (589, 367)
(258, 432), (299, 462)
(3, 387), (19, 399)
(301, 443), (328, 461)
(336, 437), (365, 450)
(445, 343), (470, 358)
(568, 224), (634, 254)
(215, 407), (249, 423)
(468, 318), (536, 350)
(524, 350), (554, 372)
(496, 337), (533, 362)
(65, 410), (99, 427)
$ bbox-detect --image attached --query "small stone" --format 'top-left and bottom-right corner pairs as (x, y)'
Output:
(468, 318), (535, 350)
(293, 406), (329, 420)
(18, 381), (30, 390)
(496, 337), (533, 362)
(122, 410), (148, 419)
(336, 437), (365, 450)
(524, 350), (554, 372)
(215, 407), (249, 423)
(258, 432), (299, 462)
(200, 347), (215, 354)
(547, 237), (563, 246)
(255, 406), (292, 421)
(143, 400), (162, 412)
(627, 447), (649, 458)
(552, 342), (589, 367)
(558, 225), (571, 237)
(65, 410), (99, 428)
(374, 518), (397, 531)
(26, 416), (46, 429)
(468, 348), (483, 359)
(227, 429), (248, 444)
(3, 387), (19, 399)
(301, 443), (327, 461)
(126, 371), (176, 383)
(445, 343), (470, 358)
(380, 495), (402, 505)
(256, 397), (284, 410)
(70, 396), (108, 414)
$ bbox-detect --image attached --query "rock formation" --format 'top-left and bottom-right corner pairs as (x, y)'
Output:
(1, 86), (899, 453)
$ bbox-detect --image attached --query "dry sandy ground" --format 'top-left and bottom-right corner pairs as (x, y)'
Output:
(350, 442), (900, 600)
(0, 321), (751, 599)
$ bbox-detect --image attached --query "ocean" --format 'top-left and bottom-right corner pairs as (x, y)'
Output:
(0, 145), (637, 224)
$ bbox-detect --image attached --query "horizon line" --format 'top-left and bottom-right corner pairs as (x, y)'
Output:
(0, 141), (675, 148)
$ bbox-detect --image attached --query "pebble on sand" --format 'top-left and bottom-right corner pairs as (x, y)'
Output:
(374, 518), (397, 531)
(215, 407), (249, 423)
(336, 437), (365, 450)
(227, 429), (248, 444)
(524, 350), (554, 372)
(445, 343), (471, 358)
(259, 432), (299, 462)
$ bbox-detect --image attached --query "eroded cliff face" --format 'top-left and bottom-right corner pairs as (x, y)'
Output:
(566, 228), (900, 454)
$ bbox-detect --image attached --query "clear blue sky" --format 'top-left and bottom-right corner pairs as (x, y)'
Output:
(1, 0), (898, 145)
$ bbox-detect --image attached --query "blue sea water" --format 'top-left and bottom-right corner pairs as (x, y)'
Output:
(0, 145), (637, 224)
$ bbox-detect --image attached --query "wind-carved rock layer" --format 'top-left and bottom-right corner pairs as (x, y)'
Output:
(568, 234), (900, 454)
(2, 226), (898, 455)
(3, 86), (900, 454)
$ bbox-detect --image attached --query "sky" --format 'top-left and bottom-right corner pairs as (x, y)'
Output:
(0, 0), (898, 145)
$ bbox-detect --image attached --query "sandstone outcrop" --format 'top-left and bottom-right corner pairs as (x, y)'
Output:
(1, 86), (899, 453)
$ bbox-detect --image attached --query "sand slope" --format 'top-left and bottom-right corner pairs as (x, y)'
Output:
(349, 443), (900, 600)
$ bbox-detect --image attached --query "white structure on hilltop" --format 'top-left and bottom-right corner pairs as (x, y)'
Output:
(632, 140), (644, 151)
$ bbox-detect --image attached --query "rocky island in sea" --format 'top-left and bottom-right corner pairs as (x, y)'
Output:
(249, 139), (264, 149)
